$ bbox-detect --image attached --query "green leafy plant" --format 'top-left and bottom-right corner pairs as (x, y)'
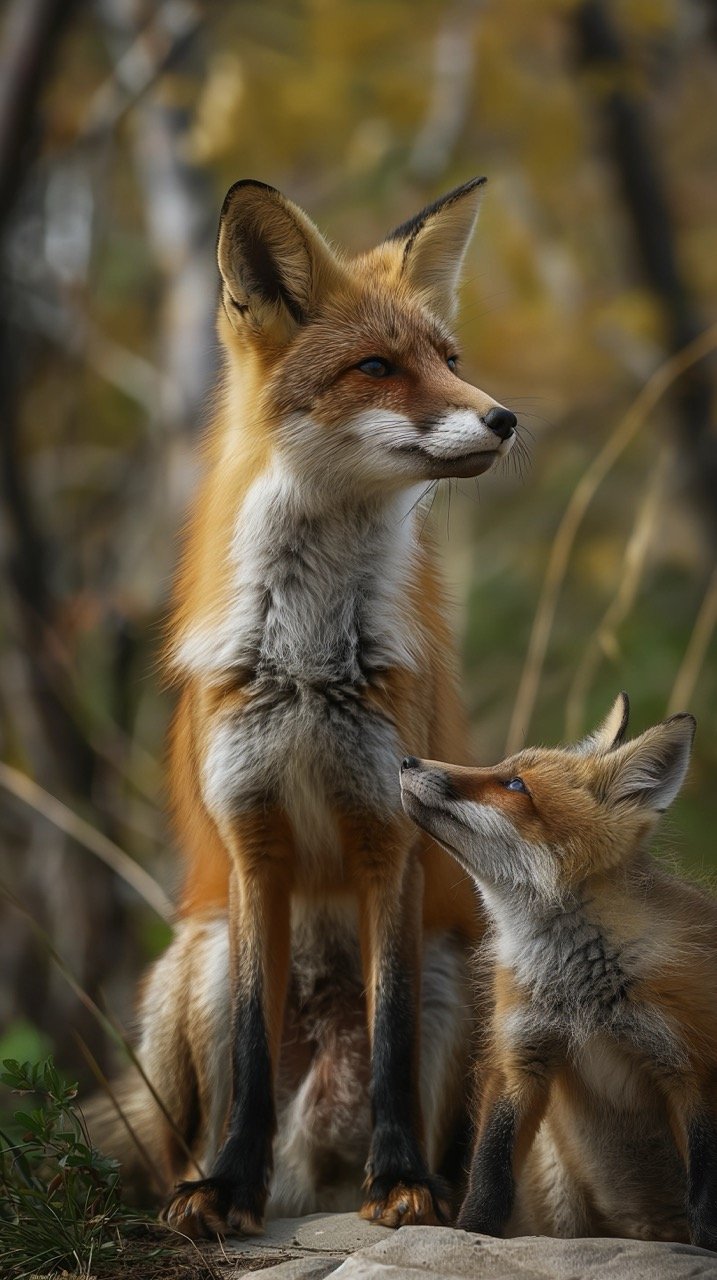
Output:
(0, 1056), (130, 1279)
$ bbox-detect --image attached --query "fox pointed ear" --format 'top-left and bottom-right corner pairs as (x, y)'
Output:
(217, 180), (337, 343)
(573, 692), (630, 755)
(385, 177), (487, 321)
(600, 713), (696, 812)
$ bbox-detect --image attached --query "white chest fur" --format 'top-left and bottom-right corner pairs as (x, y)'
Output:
(228, 468), (423, 684)
(183, 468), (426, 876)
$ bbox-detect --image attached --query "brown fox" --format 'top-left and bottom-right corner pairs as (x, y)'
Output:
(90, 178), (518, 1237)
(400, 695), (717, 1250)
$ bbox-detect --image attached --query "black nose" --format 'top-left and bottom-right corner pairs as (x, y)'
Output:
(401, 756), (420, 772)
(484, 406), (517, 441)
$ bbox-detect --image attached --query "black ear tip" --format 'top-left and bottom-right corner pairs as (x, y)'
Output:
(439, 175), (488, 203)
(385, 175), (488, 244)
(662, 712), (697, 742)
(220, 179), (282, 221)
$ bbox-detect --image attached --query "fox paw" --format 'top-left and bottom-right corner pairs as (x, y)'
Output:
(161, 1177), (264, 1239)
(360, 1176), (450, 1229)
(455, 1208), (502, 1237)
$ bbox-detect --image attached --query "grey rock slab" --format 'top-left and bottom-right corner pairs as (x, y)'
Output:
(220, 1214), (327, 1256)
(219, 1213), (391, 1272)
(332, 1227), (717, 1280)
(234, 1258), (343, 1279)
(293, 1214), (393, 1253)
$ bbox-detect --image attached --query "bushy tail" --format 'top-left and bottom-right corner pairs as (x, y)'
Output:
(82, 917), (223, 1204)
(82, 1071), (172, 1204)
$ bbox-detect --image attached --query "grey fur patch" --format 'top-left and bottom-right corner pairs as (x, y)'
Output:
(485, 887), (685, 1070)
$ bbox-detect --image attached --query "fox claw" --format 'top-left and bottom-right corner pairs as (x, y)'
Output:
(360, 1178), (450, 1229)
(162, 1177), (264, 1239)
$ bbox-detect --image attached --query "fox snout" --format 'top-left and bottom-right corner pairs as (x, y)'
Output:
(400, 756), (461, 820)
(401, 401), (517, 480)
(400, 756), (471, 801)
(399, 756), (487, 879)
(483, 406), (516, 442)
(400, 756), (454, 797)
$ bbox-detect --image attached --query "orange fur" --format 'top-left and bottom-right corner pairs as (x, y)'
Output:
(400, 697), (717, 1247)
(152, 178), (519, 1236)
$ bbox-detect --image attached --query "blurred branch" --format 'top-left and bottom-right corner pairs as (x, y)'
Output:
(129, 90), (218, 437)
(0, 761), (172, 921)
(506, 323), (717, 755)
(0, 0), (75, 224)
(0, 0), (133, 1070)
(0, 0), (93, 795)
(13, 288), (165, 416)
(667, 567), (717, 715)
(574, 0), (717, 547)
(82, 0), (204, 141)
(564, 447), (668, 740)
(409, 3), (479, 181)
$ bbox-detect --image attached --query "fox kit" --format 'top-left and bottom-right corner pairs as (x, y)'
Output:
(91, 178), (518, 1236)
(400, 695), (717, 1251)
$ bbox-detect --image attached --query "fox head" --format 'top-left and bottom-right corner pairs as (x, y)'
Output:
(400, 693), (696, 903)
(216, 178), (516, 495)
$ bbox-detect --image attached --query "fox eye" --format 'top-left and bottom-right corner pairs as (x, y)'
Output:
(504, 777), (527, 793)
(357, 357), (394, 378)
(447, 355), (459, 372)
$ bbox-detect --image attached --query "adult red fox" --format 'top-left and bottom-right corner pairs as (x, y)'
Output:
(400, 695), (717, 1250)
(92, 178), (518, 1237)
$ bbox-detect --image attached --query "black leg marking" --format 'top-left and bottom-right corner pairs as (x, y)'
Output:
(215, 982), (275, 1194)
(171, 980), (274, 1230)
(368, 961), (424, 1180)
(687, 1112), (717, 1252)
(363, 950), (448, 1220)
(437, 1102), (474, 1216)
(456, 1097), (516, 1237)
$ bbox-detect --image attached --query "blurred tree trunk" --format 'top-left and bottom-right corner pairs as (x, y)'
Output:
(98, 0), (216, 626)
(408, 2), (478, 182)
(0, 0), (217, 1078)
(0, 0), (124, 1073)
(574, 0), (717, 550)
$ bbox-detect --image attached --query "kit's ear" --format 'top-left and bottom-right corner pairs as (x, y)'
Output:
(384, 177), (487, 322)
(217, 180), (338, 344)
(573, 692), (630, 755)
(598, 713), (696, 813)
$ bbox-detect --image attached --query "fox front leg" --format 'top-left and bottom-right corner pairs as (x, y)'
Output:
(685, 1111), (717, 1252)
(457, 1056), (552, 1237)
(663, 1074), (717, 1252)
(668, 1090), (717, 1252)
(351, 821), (449, 1228)
(163, 811), (293, 1238)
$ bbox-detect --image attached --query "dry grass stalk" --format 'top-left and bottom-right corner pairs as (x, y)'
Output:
(667, 566), (717, 715)
(0, 760), (172, 922)
(564, 447), (668, 740)
(506, 322), (717, 755)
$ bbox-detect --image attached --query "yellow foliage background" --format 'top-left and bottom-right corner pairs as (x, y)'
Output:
(0, 0), (715, 1069)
